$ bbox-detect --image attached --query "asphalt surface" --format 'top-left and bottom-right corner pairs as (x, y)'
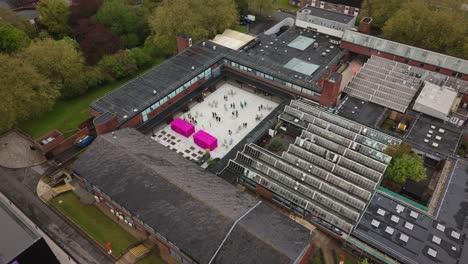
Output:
(0, 166), (113, 264)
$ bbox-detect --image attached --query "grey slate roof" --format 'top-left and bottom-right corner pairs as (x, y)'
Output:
(73, 128), (313, 264)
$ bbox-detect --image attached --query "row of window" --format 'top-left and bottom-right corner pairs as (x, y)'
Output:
(142, 68), (213, 118)
(224, 59), (317, 97)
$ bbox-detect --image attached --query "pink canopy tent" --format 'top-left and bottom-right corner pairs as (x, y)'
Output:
(193, 130), (218, 151)
(170, 118), (195, 137)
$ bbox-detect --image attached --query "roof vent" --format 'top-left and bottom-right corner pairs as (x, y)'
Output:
(191, 66), (195, 70)
(321, 52), (326, 57)
(213, 45), (216, 50)
(202, 41), (206, 46)
(133, 108), (138, 112)
(153, 90), (157, 94)
(123, 115), (128, 119)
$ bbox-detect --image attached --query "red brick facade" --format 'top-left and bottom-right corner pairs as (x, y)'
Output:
(320, 73), (341, 106)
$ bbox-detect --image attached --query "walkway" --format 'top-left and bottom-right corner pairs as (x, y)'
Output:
(0, 130), (46, 168)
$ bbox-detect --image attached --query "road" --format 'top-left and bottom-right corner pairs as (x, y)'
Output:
(0, 166), (113, 264)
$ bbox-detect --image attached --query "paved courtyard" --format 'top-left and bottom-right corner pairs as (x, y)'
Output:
(152, 82), (278, 160)
(0, 130), (45, 168)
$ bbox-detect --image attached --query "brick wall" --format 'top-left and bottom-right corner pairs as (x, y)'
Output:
(48, 127), (90, 156)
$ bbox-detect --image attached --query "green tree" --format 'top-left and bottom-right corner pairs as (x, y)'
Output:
(0, 22), (30, 53)
(0, 8), (36, 36)
(37, 0), (71, 39)
(382, 0), (465, 58)
(236, 0), (249, 16)
(248, 0), (275, 16)
(129, 47), (152, 68)
(19, 38), (94, 98)
(0, 54), (59, 133)
(385, 142), (412, 158)
(98, 50), (138, 80)
(149, 0), (238, 54)
(360, 0), (404, 30)
(385, 154), (426, 184)
(360, 258), (369, 264)
(96, 0), (149, 48)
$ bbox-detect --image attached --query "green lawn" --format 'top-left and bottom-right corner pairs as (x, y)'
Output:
(18, 57), (165, 139)
(52, 192), (139, 258)
(234, 24), (248, 33)
(274, 0), (301, 12)
(137, 252), (166, 264)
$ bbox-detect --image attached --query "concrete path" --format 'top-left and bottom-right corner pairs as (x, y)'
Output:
(0, 166), (113, 264)
(0, 130), (46, 168)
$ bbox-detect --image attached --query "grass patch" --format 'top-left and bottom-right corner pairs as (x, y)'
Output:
(274, 0), (301, 12)
(52, 192), (139, 258)
(234, 24), (248, 33)
(137, 251), (166, 264)
(18, 57), (165, 139)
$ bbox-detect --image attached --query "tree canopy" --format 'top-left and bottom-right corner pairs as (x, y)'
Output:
(96, 0), (150, 48)
(72, 18), (122, 64)
(0, 54), (59, 133)
(0, 8), (35, 36)
(19, 38), (96, 98)
(69, 0), (103, 24)
(148, 0), (238, 54)
(385, 143), (426, 184)
(37, 0), (70, 39)
(248, 0), (275, 16)
(0, 22), (30, 53)
(360, 0), (468, 59)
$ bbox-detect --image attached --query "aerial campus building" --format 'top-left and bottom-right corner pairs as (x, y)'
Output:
(77, 5), (468, 264)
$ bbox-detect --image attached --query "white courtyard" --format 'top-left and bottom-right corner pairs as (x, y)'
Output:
(151, 82), (279, 160)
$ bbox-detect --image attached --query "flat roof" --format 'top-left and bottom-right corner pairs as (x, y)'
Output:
(353, 192), (464, 264)
(90, 25), (346, 126)
(413, 82), (457, 117)
(338, 96), (387, 128)
(342, 30), (468, 75)
(73, 128), (313, 264)
(404, 115), (462, 158)
(436, 159), (468, 261)
(302, 6), (355, 24)
(212, 29), (256, 50)
(0, 197), (39, 263)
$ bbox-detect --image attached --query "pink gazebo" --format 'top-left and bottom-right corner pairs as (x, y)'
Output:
(170, 118), (195, 137)
(193, 130), (218, 151)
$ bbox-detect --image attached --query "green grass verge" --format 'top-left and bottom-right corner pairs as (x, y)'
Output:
(18, 57), (165, 139)
(274, 0), (301, 12)
(52, 192), (139, 258)
(234, 24), (248, 33)
(137, 252), (166, 264)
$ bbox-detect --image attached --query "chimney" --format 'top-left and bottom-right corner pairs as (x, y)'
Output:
(358, 17), (373, 34)
(320, 72), (342, 107)
(176, 34), (192, 54)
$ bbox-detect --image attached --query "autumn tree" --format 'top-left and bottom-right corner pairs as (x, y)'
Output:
(37, 0), (70, 38)
(19, 38), (98, 97)
(73, 19), (121, 64)
(149, 0), (238, 54)
(0, 22), (30, 53)
(0, 54), (59, 133)
(96, 0), (149, 47)
(69, 0), (103, 24)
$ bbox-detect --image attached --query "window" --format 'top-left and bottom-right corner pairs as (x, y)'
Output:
(292, 84), (302, 92)
(170, 248), (183, 263)
(452, 72), (462, 78)
(285, 82), (292, 88)
(264, 74), (273, 80)
(404, 59), (409, 64)
(435, 68), (441, 72)
(419, 63), (424, 68)
(256, 71), (265, 78)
